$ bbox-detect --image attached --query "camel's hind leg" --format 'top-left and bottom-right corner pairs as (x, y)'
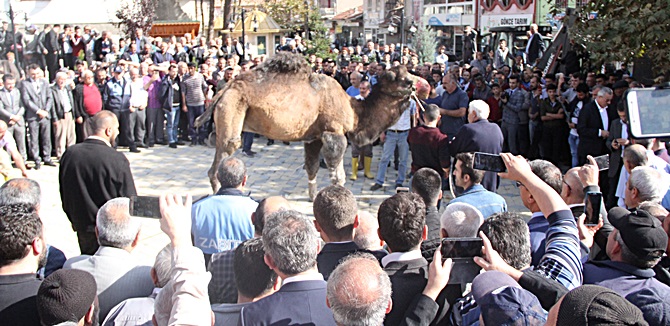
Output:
(321, 132), (347, 188)
(207, 89), (246, 193)
(304, 139), (323, 201)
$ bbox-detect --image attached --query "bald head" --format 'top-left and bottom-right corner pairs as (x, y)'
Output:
(561, 168), (585, 205)
(327, 254), (392, 326)
(353, 210), (383, 250)
(0, 178), (41, 211)
(253, 196), (290, 235)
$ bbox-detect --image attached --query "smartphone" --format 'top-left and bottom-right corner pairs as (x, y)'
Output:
(129, 195), (161, 219)
(396, 187), (409, 194)
(626, 88), (670, 139)
(593, 154), (610, 171)
(441, 238), (483, 259)
(473, 152), (506, 173)
(583, 192), (602, 226)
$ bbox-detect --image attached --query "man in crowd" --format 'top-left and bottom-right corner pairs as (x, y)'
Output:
(44, 24), (60, 82)
(0, 205), (46, 325)
(73, 70), (102, 141)
(64, 197), (154, 320)
(191, 157), (258, 265)
(439, 72), (469, 140)
(144, 65), (165, 147)
(21, 64), (55, 169)
(36, 269), (98, 326)
(583, 207), (670, 324)
(160, 64), (182, 148)
(212, 238), (279, 325)
(51, 71), (78, 160)
(0, 74), (26, 161)
(103, 66), (138, 152)
(208, 196), (290, 304)
(346, 71), (362, 97)
(449, 99), (504, 192)
(500, 74), (529, 155)
(239, 210), (336, 325)
(59, 111), (137, 255)
(624, 166), (668, 210)
(449, 152), (507, 218)
(408, 104), (450, 183)
(378, 192), (449, 325)
(314, 185), (365, 280)
(326, 254), (392, 326)
(411, 167), (444, 240)
(525, 24), (546, 66)
(577, 87), (613, 178)
(181, 62), (209, 146)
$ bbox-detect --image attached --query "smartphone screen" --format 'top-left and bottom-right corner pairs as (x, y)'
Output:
(626, 88), (670, 139)
(473, 152), (506, 173)
(593, 154), (610, 171)
(584, 192), (602, 226)
(129, 196), (161, 219)
(441, 238), (483, 259)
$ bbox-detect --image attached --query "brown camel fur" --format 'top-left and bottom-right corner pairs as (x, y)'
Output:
(200, 52), (420, 200)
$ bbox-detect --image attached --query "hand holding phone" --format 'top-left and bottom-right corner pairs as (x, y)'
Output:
(473, 152), (506, 173)
(583, 192), (603, 226)
(440, 238), (483, 259)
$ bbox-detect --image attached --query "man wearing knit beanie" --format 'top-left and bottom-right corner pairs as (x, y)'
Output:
(37, 269), (98, 326)
(545, 285), (647, 325)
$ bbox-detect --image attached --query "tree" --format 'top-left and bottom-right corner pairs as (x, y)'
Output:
(412, 20), (438, 64)
(115, 0), (159, 38)
(207, 0), (216, 40)
(569, 0), (670, 70)
(261, 0), (325, 37)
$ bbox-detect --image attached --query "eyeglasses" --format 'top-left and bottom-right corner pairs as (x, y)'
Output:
(515, 181), (524, 188)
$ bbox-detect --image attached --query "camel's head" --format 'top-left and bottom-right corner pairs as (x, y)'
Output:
(377, 65), (428, 100)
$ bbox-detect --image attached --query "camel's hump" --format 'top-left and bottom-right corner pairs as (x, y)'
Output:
(258, 52), (312, 78)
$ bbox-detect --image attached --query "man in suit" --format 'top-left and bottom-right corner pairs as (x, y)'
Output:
(21, 64), (54, 169)
(93, 31), (112, 62)
(577, 87), (613, 194)
(606, 103), (629, 208)
(378, 193), (450, 325)
(0, 74), (26, 161)
(500, 75), (530, 155)
(51, 71), (79, 159)
(239, 210), (336, 325)
(63, 197), (154, 321)
(59, 110), (137, 255)
(43, 24), (60, 82)
(525, 24), (545, 66)
(314, 185), (365, 280)
(132, 29), (149, 55)
(450, 99), (504, 192)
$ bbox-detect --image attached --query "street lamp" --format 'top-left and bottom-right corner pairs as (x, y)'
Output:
(2, 3), (24, 70)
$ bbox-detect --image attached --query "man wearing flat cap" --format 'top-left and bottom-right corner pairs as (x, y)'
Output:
(583, 207), (670, 324)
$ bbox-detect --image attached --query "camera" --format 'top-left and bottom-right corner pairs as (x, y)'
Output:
(501, 92), (510, 101)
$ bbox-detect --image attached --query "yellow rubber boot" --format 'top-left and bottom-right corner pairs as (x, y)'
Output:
(350, 158), (359, 180)
(364, 157), (374, 179)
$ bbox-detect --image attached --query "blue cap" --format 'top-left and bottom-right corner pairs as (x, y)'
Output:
(472, 271), (546, 325)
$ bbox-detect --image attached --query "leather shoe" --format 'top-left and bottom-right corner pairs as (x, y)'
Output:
(129, 148), (141, 153)
(176, 141), (186, 146)
(370, 183), (383, 191)
(34, 162), (41, 170)
(43, 161), (57, 167)
(169, 143), (178, 148)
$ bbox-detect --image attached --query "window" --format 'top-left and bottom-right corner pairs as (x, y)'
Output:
(257, 36), (267, 55)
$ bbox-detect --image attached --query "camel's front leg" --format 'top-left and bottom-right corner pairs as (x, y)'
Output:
(304, 139), (323, 202)
(321, 132), (347, 187)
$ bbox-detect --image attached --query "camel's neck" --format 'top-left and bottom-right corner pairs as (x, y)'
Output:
(348, 92), (411, 146)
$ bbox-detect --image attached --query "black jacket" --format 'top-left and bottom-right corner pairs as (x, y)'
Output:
(50, 85), (78, 120)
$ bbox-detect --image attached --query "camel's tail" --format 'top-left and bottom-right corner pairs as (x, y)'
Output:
(194, 91), (225, 128)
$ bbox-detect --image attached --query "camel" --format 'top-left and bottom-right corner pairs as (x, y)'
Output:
(199, 52), (424, 200)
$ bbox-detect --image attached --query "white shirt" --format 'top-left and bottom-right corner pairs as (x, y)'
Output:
(381, 249), (422, 267)
(596, 100), (609, 136)
(388, 100), (415, 131)
(282, 272), (324, 285)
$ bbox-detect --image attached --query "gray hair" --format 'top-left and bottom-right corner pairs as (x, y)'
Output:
(468, 100), (490, 120)
(327, 253), (392, 326)
(629, 166), (667, 204)
(441, 202), (484, 238)
(0, 178), (41, 208)
(153, 244), (173, 288)
(424, 104), (440, 122)
(262, 210), (319, 275)
(353, 210), (382, 250)
(55, 71), (69, 81)
(81, 70), (94, 78)
(217, 157), (247, 189)
(597, 86), (613, 97)
(96, 197), (142, 248)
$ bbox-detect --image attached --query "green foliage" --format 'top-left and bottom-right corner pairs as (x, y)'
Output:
(261, 0), (327, 34)
(569, 0), (670, 70)
(412, 20), (439, 65)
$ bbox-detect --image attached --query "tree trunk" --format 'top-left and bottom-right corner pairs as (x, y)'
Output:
(200, 0), (206, 37)
(223, 0), (232, 31)
(207, 0), (215, 41)
(194, 0), (198, 23)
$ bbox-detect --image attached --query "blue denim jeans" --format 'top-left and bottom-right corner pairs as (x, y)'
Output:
(166, 105), (180, 144)
(568, 133), (579, 167)
(375, 130), (409, 186)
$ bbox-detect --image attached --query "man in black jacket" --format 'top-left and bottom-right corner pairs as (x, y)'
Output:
(43, 24), (60, 82)
(59, 110), (137, 255)
(50, 71), (78, 159)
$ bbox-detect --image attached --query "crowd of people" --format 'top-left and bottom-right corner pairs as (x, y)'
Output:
(0, 20), (670, 326)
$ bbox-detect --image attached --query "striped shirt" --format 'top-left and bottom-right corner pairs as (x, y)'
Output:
(181, 72), (208, 106)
